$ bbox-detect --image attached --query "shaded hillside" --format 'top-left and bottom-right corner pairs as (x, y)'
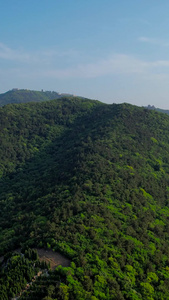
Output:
(0, 89), (74, 106)
(1, 99), (169, 299)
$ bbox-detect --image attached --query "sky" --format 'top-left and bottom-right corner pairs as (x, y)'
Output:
(1, 1), (169, 108)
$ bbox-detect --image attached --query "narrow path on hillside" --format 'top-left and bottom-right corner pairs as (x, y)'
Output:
(9, 248), (71, 300)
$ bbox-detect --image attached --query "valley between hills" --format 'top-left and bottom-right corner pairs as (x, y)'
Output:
(1, 90), (169, 299)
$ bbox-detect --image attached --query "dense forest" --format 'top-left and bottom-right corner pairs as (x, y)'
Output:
(1, 97), (169, 299)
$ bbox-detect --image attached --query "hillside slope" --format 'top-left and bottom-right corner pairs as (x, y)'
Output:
(1, 99), (169, 299)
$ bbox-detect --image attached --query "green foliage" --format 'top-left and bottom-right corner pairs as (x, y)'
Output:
(1, 100), (169, 298)
(0, 249), (45, 299)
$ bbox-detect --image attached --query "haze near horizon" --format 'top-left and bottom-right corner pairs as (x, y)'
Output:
(1, 0), (169, 108)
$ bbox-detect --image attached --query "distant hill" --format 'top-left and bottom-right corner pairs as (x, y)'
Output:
(146, 104), (169, 115)
(0, 89), (74, 106)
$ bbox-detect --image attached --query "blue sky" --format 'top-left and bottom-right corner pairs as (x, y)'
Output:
(1, 1), (169, 107)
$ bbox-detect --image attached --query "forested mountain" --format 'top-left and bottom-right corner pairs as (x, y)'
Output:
(1, 98), (169, 299)
(0, 89), (74, 106)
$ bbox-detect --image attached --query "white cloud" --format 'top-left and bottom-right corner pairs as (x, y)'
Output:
(40, 54), (148, 79)
(36, 54), (169, 81)
(2, 42), (169, 81)
(150, 60), (169, 67)
(0, 43), (32, 62)
(138, 36), (169, 47)
(138, 37), (155, 43)
(6, 53), (169, 81)
(0, 42), (79, 64)
(41, 49), (79, 58)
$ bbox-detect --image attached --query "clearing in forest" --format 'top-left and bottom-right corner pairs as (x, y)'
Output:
(35, 248), (71, 270)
